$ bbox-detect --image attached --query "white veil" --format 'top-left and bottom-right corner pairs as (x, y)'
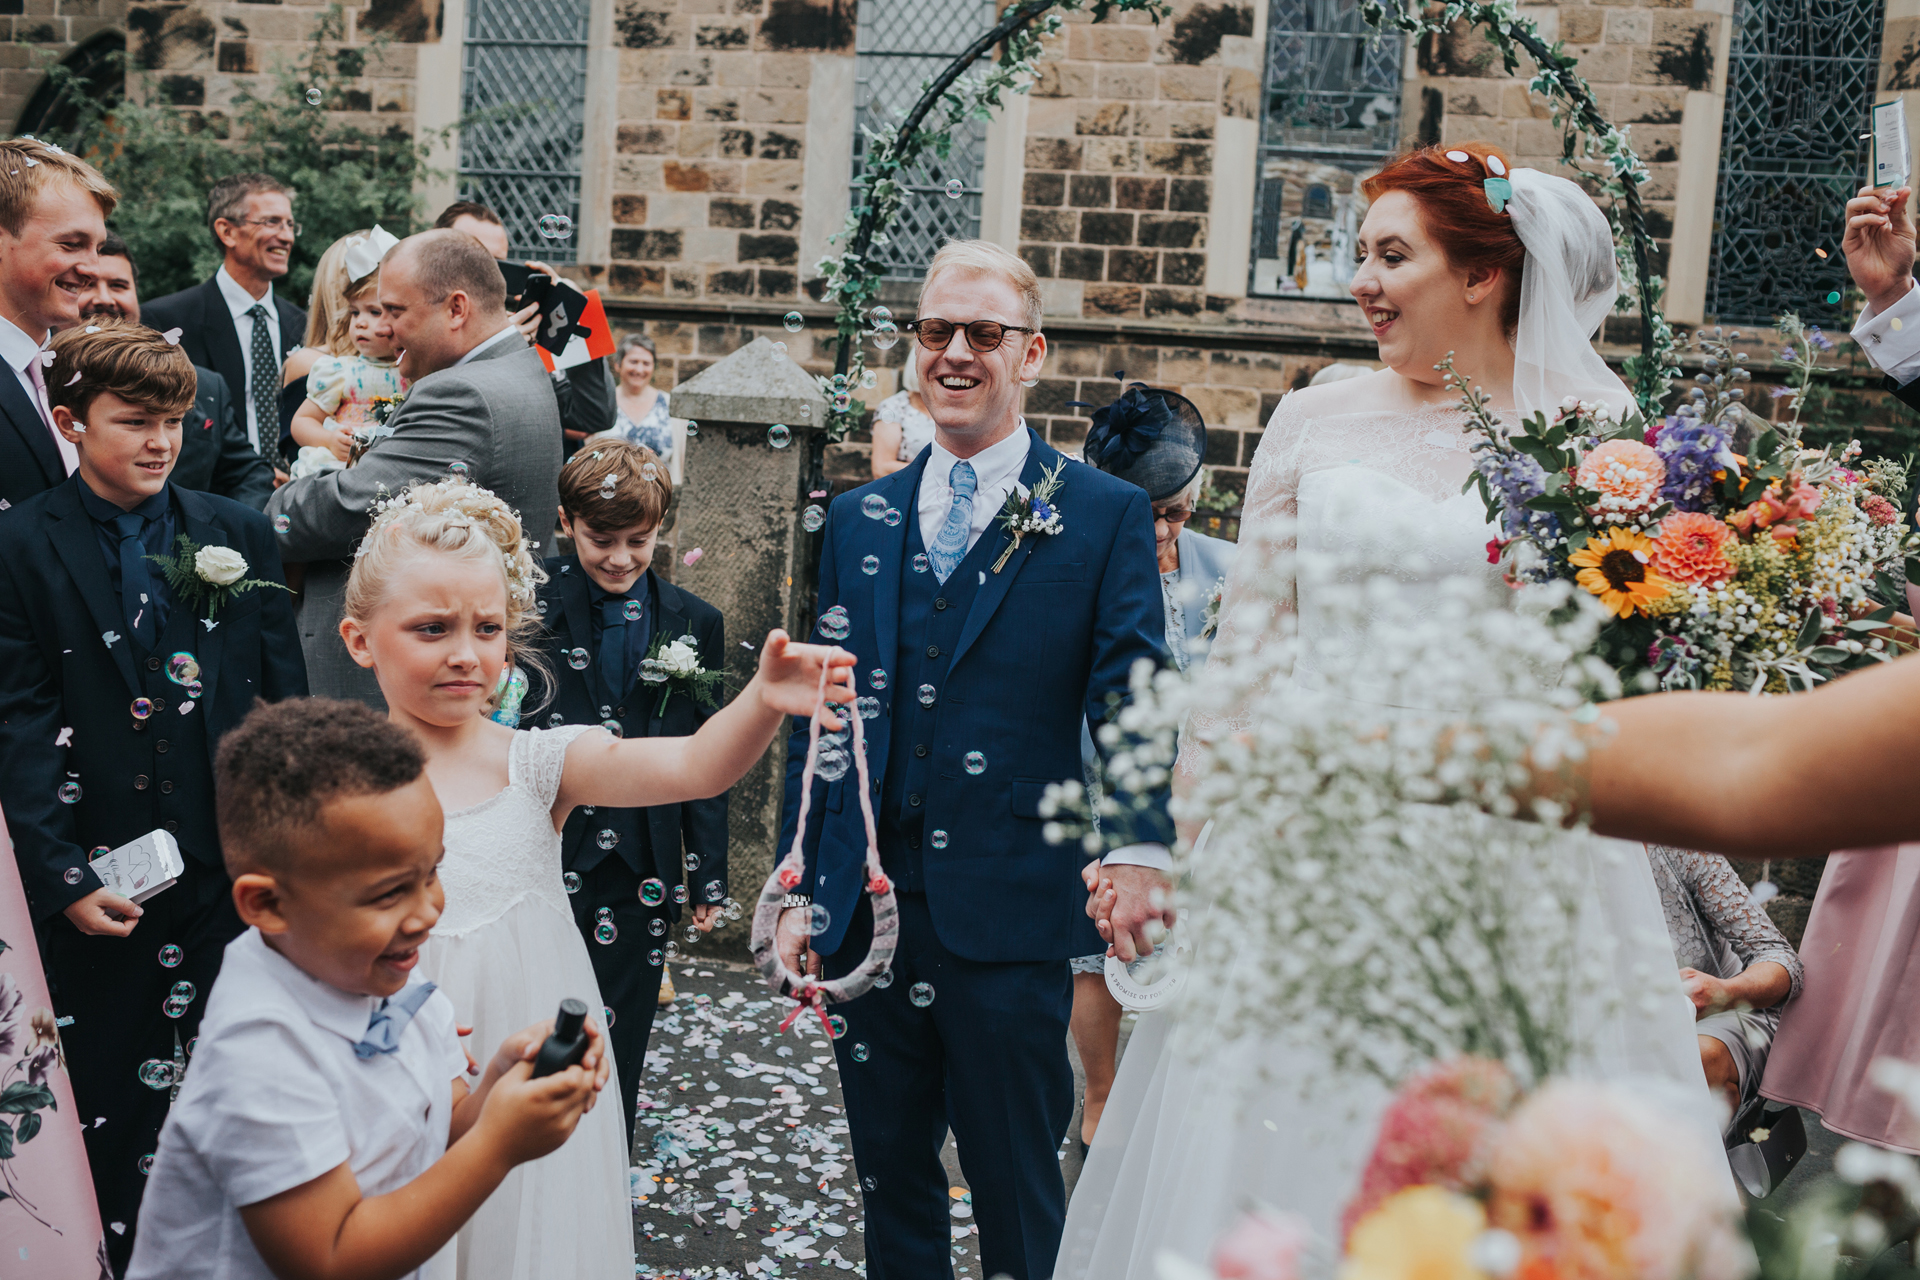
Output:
(1506, 167), (1632, 422)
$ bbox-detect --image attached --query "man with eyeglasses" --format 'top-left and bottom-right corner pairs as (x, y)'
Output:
(142, 173), (307, 465)
(773, 239), (1171, 1280)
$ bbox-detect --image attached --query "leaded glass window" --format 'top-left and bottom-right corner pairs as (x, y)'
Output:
(1706, 0), (1884, 326)
(457, 0), (591, 264)
(1250, 0), (1402, 299)
(852, 0), (998, 279)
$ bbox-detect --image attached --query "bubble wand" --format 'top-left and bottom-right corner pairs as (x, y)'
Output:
(750, 660), (898, 1038)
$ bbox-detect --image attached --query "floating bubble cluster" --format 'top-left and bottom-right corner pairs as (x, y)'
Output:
(538, 214), (575, 240)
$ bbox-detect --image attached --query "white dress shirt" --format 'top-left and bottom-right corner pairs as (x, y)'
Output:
(0, 312), (71, 473)
(216, 266), (283, 452)
(127, 929), (466, 1280)
(453, 323), (519, 368)
(1851, 279), (1920, 384)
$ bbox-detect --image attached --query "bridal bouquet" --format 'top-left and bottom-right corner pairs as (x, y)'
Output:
(1457, 321), (1916, 694)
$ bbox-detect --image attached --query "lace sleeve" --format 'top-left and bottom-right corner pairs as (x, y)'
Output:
(1679, 849), (1805, 1000)
(511, 724), (604, 813)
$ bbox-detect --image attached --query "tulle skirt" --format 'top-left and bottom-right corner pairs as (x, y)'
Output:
(421, 894), (635, 1280)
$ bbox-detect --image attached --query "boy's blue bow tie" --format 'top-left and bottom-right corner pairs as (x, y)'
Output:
(354, 981), (438, 1059)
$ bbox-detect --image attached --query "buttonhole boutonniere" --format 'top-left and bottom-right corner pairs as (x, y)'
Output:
(1199, 575), (1227, 640)
(638, 633), (729, 716)
(991, 458), (1067, 573)
(146, 536), (291, 618)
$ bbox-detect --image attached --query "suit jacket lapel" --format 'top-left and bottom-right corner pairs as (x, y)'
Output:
(869, 451), (927, 682)
(173, 488), (232, 710)
(45, 482), (142, 700)
(553, 565), (599, 709)
(0, 364), (59, 490)
(202, 280), (248, 408)
(950, 428), (1053, 671)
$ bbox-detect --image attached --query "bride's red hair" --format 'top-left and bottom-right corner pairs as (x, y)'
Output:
(1362, 142), (1525, 331)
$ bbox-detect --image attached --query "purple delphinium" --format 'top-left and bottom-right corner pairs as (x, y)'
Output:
(1476, 449), (1561, 545)
(1654, 415), (1732, 512)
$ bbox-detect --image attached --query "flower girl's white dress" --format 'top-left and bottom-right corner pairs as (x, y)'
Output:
(1055, 379), (1722, 1278)
(421, 726), (634, 1280)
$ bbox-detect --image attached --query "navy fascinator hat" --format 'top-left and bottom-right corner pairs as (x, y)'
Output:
(1078, 382), (1208, 503)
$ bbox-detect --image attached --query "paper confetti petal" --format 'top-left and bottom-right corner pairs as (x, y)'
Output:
(162, 328), (184, 346)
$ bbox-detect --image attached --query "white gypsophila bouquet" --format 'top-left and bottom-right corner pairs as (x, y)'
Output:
(1048, 526), (1633, 1089)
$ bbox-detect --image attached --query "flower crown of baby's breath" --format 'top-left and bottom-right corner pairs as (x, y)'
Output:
(363, 478), (539, 610)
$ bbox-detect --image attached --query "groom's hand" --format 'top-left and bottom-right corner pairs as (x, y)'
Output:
(1844, 184), (1917, 313)
(1088, 864), (1175, 964)
(775, 907), (821, 984)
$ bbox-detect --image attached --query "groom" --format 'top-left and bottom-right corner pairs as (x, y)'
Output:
(775, 240), (1173, 1279)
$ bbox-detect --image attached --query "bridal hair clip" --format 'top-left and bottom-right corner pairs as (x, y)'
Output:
(750, 659), (898, 1037)
(1446, 149), (1513, 214)
(343, 225), (400, 286)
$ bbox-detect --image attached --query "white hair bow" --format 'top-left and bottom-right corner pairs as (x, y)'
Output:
(343, 225), (400, 284)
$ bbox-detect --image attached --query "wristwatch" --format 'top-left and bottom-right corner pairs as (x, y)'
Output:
(781, 893), (813, 910)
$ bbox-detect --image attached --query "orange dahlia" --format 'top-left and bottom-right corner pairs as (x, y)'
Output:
(1647, 512), (1734, 588)
(1568, 528), (1672, 618)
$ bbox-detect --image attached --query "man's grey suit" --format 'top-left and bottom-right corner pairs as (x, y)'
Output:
(264, 330), (563, 705)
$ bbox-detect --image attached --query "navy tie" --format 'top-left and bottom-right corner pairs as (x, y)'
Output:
(354, 982), (438, 1059)
(113, 511), (158, 648)
(597, 597), (634, 697)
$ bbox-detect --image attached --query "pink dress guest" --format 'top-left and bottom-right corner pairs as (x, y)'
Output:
(0, 811), (107, 1276)
(1761, 846), (1920, 1152)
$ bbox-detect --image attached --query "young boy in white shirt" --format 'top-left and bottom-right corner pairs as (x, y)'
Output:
(129, 697), (610, 1280)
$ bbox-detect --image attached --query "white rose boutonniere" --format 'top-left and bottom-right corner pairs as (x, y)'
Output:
(149, 536), (292, 617)
(639, 633), (729, 716)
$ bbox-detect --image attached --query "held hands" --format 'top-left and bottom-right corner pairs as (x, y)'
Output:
(63, 886), (142, 937)
(691, 903), (722, 932)
(1843, 184), (1917, 312)
(775, 906), (822, 984)
(1678, 967), (1731, 1020)
(1084, 861), (1176, 964)
(753, 630), (857, 726)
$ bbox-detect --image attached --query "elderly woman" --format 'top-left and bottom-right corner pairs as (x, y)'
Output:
(611, 331), (673, 465)
(869, 350), (937, 477)
(1070, 384), (1237, 1147)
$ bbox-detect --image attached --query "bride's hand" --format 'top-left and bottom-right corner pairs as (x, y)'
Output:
(753, 631), (856, 726)
(1843, 184), (1916, 313)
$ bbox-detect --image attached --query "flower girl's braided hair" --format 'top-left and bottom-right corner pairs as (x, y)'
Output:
(345, 478), (551, 701)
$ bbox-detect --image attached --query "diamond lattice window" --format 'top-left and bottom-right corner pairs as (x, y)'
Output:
(852, 0), (999, 279)
(1706, 0), (1885, 326)
(1250, 0), (1402, 299)
(457, 0), (591, 264)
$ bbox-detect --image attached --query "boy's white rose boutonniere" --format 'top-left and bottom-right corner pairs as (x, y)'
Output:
(639, 633), (729, 716)
(149, 536), (292, 617)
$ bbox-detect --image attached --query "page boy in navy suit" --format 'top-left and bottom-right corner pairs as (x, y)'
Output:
(535, 440), (727, 1144)
(0, 319), (308, 1273)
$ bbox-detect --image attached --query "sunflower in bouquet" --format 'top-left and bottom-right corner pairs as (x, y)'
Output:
(1448, 319), (1916, 694)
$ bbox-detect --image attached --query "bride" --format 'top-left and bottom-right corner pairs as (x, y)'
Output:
(1056, 143), (1718, 1276)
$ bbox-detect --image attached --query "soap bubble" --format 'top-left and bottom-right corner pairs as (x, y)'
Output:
(783, 311), (805, 333)
(832, 373), (848, 392)
(163, 994), (191, 1019)
(912, 553), (929, 574)
(832, 392), (852, 412)
(861, 369), (877, 389)
(964, 751), (986, 775)
(171, 980), (195, 1002)
(874, 968), (894, 989)
(62, 866), (82, 885)
(603, 718), (624, 738)
(139, 1154), (155, 1174)
(918, 684), (936, 706)
(686, 420), (699, 436)
(648, 949), (664, 965)
(57, 781), (80, 804)
(305, 86), (323, 106)
(449, 460), (471, 479)
(930, 829), (949, 849)
(564, 872), (582, 893)
(808, 903), (832, 935)
(272, 514), (290, 533)
(595, 920), (618, 944)
(604, 1007), (616, 1028)
(861, 555), (880, 575)
(640, 878), (667, 906)
(768, 424), (791, 449)
(945, 178), (964, 199)
(802, 504), (826, 533)
(772, 341), (786, 354)
(648, 917), (666, 936)
(623, 600), (642, 621)
(869, 669), (887, 690)
(870, 305), (892, 323)
(547, 712), (565, 728)
(684, 851), (700, 871)
(538, 213), (575, 240)
(909, 982), (935, 1008)
(870, 321), (899, 351)
(815, 747), (849, 781)
(567, 648), (590, 670)
(167, 652), (200, 687)
(157, 944), (182, 968)
(596, 829), (619, 850)
(704, 879), (724, 900)
(639, 658), (667, 684)
(861, 493), (889, 519)
(131, 697), (153, 720)
(685, 925), (701, 943)
(852, 1042), (871, 1062)
(818, 606), (850, 641)
(856, 696), (880, 719)
(864, 1176), (878, 1192)
(138, 1060), (176, 1090)
(599, 475), (618, 499)
(672, 884), (688, 904)
(826, 1013), (847, 1038)
(883, 508), (902, 527)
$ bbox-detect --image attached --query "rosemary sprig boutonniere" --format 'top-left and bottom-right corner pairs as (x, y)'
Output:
(990, 458), (1067, 573)
(146, 536), (292, 618)
(639, 632), (729, 717)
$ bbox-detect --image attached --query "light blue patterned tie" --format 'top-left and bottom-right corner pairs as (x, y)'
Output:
(928, 460), (976, 584)
(353, 981), (438, 1059)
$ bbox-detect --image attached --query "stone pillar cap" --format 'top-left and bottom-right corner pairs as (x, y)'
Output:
(669, 336), (828, 427)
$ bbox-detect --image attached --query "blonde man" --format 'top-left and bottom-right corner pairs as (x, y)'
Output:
(773, 239), (1171, 1279)
(0, 135), (118, 508)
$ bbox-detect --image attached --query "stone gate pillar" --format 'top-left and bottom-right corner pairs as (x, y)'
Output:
(668, 338), (827, 956)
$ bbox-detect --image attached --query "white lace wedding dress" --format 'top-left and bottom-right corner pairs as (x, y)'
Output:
(419, 725), (635, 1280)
(1054, 377), (1717, 1278)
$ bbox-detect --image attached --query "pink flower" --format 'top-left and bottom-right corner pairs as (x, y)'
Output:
(1728, 481), (1822, 538)
(1647, 512), (1734, 588)
(1864, 493), (1898, 526)
(1341, 1056), (1518, 1245)
(1210, 1209), (1310, 1280)
(1576, 440), (1666, 517)
(1486, 538), (1505, 566)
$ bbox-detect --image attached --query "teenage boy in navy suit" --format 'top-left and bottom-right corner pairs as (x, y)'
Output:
(536, 440), (727, 1145)
(0, 319), (308, 1273)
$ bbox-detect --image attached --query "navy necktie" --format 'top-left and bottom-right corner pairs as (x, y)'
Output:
(113, 511), (158, 648)
(353, 982), (438, 1059)
(246, 302), (276, 456)
(597, 597), (635, 697)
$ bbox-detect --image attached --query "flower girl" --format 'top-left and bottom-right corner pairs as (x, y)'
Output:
(288, 227), (407, 476)
(337, 478), (852, 1280)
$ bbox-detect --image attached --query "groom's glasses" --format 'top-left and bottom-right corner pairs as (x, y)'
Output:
(905, 317), (1037, 353)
